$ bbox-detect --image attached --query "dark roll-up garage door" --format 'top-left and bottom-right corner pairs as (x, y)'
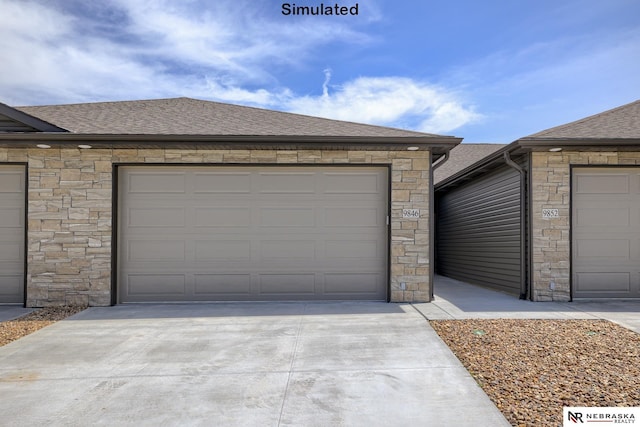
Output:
(117, 166), (388, 302)
(0, 165), (25, 304)
(572, 168), (640, 298)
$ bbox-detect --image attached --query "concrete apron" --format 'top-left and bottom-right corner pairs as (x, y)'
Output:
(0, 306), (33, 322)
(417, 275), (640, 334)
(0, 302), (509, 427)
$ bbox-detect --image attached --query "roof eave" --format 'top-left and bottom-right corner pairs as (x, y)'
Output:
(0, 133), (462, 154)
(517, 137), (640, 150)
(435, 142), (522, 190)
(436, 138), (640, 191)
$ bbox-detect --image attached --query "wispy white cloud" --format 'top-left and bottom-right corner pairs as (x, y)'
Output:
(286, 76), (481, 134)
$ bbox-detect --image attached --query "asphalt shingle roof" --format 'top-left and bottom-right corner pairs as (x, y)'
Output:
(524, 99), (640, 140)
(16, 97), (441, 138)
(434, 143), (506, 184)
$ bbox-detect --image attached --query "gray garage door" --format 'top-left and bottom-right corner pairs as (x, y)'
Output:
(118, 166), (388, 302)
(573, 168), (640, 298)
(0, 165), (25, 304)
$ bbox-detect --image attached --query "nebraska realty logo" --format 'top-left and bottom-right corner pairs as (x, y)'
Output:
(282, 2), (359, 16)
(564, 407), (639, 425)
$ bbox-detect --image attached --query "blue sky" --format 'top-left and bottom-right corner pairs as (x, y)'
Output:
(1, 0), (639, 142)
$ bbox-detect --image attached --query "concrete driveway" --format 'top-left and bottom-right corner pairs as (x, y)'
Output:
(0, 302), (509, 427)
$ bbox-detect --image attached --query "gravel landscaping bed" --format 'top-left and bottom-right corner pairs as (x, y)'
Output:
(431, 319), (640, 427)
(0, 306), (87, 347)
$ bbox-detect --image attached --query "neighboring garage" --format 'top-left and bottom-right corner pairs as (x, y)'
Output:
(0, 98), (461, 306)
(118, 165), (388, 302)
(572, 167), (640, 298)
(436, 99), (640, 301)
(0, 165), (25, 304)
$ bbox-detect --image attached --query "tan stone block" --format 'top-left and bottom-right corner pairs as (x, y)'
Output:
(60, 180), (94, 189)
(223, 151), (251, 162)
(40, 220), (61, 231)
(135, 149), (162, 159)
(321, 151), (348, 160)
(391, 182), (416, 190)
(29, 158), (45, 168)
(391, 244), (405, 257)
(94, 161), (112, 172)
(296, 150), (321, 162)
(390, 290), (404, 302)
(391, 190), (410, 201)
(367, 151), (393, 163)
(414, 233), (429, 244)
(401, 220), (418, 230)
(40, 176), (60, 188)
(392, 159), (412, 170)
(412, 157), (430, 171)
(200, 151), (225, 162)
(347, 151), (366, 162)
(250, 151), (277, 162)
(86, 189), (111, 200)
(391, 264), (405, 276)
(28, 219), (42, 231)
(413, 291), (429, 302)
(398, 255), (417, 264)
(60, 169), (82, 181)
(275, 151), (298, 163)
(542, 229), (562, 239)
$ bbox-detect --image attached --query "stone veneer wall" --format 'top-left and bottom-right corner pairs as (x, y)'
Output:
(0, 147), (431, 306)
(531, 150), (640, 301)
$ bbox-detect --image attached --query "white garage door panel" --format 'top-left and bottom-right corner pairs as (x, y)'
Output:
(575, 207), (630, 227)
(575, 239), (630, 259)
(575, 273), (631, 293)
(575, 173), (630, 193)
(0, 166), (25, 304)
(128, 275), (186, 296)
(0, 276), (22, 297)
(194, 274), (252, 295)
(258, 172), (316, 193)
(194, 172), (251, 193)
(325, 274), (381, 294)
(259, 275), (316, 294)
(118, 166), (388, 302)
(573, 168), (640, 298)
(128, 172), (187, 193)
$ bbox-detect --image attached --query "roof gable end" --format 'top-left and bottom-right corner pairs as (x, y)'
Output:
(0, 103), (68, 133)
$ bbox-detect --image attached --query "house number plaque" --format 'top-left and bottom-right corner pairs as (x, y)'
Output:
(402, 209), (420, 219)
